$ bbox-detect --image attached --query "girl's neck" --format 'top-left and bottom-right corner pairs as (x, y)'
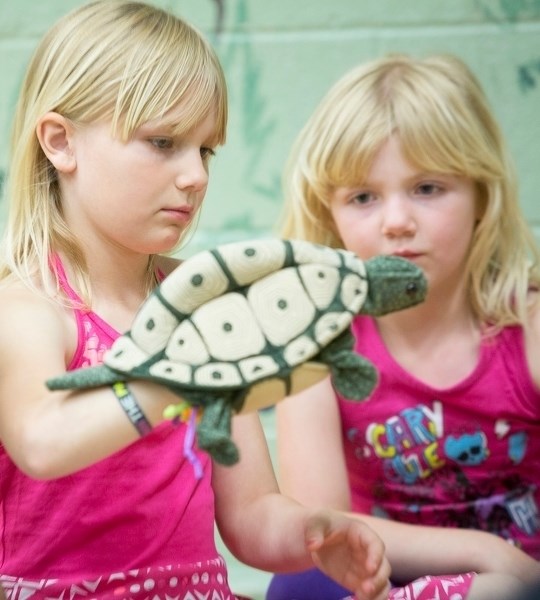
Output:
(61, 249), (154, 332)
(374, 288), (482, 389)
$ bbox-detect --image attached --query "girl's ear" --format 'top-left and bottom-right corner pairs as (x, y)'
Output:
(36, 112), (77, 173)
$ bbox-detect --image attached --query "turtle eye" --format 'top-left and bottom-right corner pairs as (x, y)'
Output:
(406, 282), (418, 295)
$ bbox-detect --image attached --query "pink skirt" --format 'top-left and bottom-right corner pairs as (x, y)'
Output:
(0, 557), (244, 599)
(343, 572), (475, 600)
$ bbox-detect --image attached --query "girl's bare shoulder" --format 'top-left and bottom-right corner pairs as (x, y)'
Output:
(0, 278), (54, 313)
(0, 279), (71, 351)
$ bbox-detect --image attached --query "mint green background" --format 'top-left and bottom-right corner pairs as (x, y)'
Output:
(1, 1), (540, 597)
(1, 1), (540, 252)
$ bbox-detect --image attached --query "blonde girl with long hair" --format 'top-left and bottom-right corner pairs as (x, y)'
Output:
(0, 3), (391, 599)
(268, 54), (540, 600)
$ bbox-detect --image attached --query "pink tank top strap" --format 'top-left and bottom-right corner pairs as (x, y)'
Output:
(50, 254), (167, 370)
(50, 253), (82, 304)
(50, 254), (119, 369)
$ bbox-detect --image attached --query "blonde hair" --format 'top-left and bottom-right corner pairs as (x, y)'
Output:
(1, 0), (228, 302)
(282, 53), (540, 328)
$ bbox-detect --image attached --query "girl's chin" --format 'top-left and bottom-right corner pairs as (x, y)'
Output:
(142, 240), (182, 257)
(156, 226), (190, 250)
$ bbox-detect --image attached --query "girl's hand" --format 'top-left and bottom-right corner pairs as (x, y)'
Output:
(305, 509), (391, 600)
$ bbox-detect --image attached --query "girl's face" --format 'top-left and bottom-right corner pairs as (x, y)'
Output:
(329, 135), (479, 296)
(62, 104), (218, 256)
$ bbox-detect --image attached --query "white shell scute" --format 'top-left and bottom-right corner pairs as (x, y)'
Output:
(314, 312), (350, 346)
(291, 240), (341, 267)
(248, 269), (316, 346)
(148, 359), (192, 384)
(194, 363), (243, 387)
(340, 273), (368, 312)
(238, 355), (280, 383)
(217, 239), (287, 286)
(192, 293), (266, 361)
(298, 264), (340, 310)
(105, 336), (149, 371)
(130, 295), (179, 354)
(165, 319), (210, 365)
(283, 335), (319, 367)
(159, 252), (229, 314)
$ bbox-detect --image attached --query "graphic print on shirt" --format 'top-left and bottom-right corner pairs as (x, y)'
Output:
(348, 399), (540, 544)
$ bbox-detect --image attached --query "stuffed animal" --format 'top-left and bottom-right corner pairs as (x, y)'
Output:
(47, 239), (427, 465)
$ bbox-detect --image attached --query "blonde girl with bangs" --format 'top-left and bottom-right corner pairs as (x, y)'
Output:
(268, 54), (540, 600)
(0, 3), (391, 599)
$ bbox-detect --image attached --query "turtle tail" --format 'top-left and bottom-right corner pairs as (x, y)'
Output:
(46, 365), (126, 391)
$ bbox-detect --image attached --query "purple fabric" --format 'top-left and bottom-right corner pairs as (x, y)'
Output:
(266, 570), (476, 600)
(266, 569), (350, 600)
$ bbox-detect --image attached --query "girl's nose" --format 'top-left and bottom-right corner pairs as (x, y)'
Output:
(174, 150), (209, 192)
(381, 195), (416, 237)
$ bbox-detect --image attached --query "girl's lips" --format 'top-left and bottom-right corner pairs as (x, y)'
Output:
(391, 251), (423, 262)
(161, 207), (193, 223)
(392, 250), (420, 258)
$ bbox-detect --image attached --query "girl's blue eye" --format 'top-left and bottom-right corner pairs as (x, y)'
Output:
(352, 192), (373, 205)
(416, 183), (441, 195)
(151, 137), (173, 150)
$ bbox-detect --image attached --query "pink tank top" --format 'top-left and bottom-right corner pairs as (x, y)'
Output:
(338, 316), (540, 559)
(0, 257), (234, 598)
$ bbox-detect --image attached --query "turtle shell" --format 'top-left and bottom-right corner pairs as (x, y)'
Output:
(104, 239), (368, 396)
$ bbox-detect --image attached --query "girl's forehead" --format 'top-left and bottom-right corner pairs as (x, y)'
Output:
(139, 101), (188, 124)
(138, 105), (219, 143)
(139, 99), (217, 130)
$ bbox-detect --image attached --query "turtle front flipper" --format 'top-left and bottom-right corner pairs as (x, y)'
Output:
(46, 365), (126, 390)
(196, 395), (240, 466)
(319, 331), (377, 401)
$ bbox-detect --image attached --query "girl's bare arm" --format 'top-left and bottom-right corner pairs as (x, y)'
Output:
(212, 411), (390, 599)
(0, 287), (179, 478)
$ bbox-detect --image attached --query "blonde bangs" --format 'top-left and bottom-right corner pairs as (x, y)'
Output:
(396, 107), (500, 183)
(386, 59), (504, 183)
(108, 10), (227, 143)
(300, 89), (393, 204)
(34, 2), (227, 143)
(316, 122), (388, 194)
(113, 32), (226, 143)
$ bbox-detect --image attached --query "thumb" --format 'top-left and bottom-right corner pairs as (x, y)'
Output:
(304, 511), (335, 551)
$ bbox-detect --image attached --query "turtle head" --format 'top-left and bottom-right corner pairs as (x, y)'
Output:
(360, 255), (427, 316)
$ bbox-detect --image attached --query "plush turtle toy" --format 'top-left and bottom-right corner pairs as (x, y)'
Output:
(47, 239), (427, 465)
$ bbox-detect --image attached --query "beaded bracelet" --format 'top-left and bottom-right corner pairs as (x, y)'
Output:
(112, 381), (152, 436)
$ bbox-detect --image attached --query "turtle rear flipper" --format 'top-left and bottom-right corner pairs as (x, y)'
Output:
(196, 396), (239, 465)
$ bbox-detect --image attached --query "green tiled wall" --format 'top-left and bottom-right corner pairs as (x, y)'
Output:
(1, 1), (540, 250)
(0, 1), (539, 597)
